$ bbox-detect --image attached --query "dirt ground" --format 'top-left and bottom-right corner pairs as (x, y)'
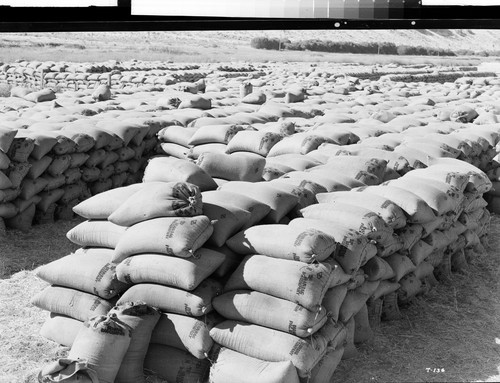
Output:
(1, 214), (499, 382)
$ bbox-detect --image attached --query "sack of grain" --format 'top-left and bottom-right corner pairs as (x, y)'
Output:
(289, 218), (378, 274)
(0, 127), (18, 153)
(144, 344), (210, 383)
(24, 88), (56, 103)
(158, 126), (198, 147)
(321, 156), (388, 181)
(338, 290), (370, 323)
(151, 312), (216, 359)
(384, 253), (417, 282)
(196, 152), (265, 182)
(31, 286), (113, 321)
(108, 181), (202, 226)
(188, 124), (245, 146)
(117, 278), (222, 317)
(219, 181), (299, 224)
(225, 131), (283, 157)
(143, 156), (218, 191)
(266, 180), (317, 216)
(384, 178), (460, 216)
(308, 346), (344, 383)
(342, 317), (358, 359)
(209, 320), (328, 378)
(398, 273), (423, 302)
(108, 302), (160, 383)
(115, 248), (226, 291)
(35, 248), (129, 299)
(321, 285), (348, 322)
(362, 256), (395, 281)
(201, 190), (271, 230)
(281, 170), (352, 192)
(0, 170), (13, 190)
(265, 153), (321, 172)
(428, 158), (492, 194)
(96, 121), (140, 146)
(396, 224), (424, 250)
(66, 220), (120, 249)
(450, 105), (478, 123)
(242, 91), (267, 105)
(226, 225), (336, 263)
(92, 84), (111, 101)
(267, 133), (331, 157)
(25, 132), (58, 160)
(224, 255), (334, 311)
(5, 202), (36, 231)
(353, 304), (373, 343)
(178, 95), (212, 110)
(208, 345), (300, 383)
(113, 216), (213, 262)
(353, 185), (437, 224)
(308, 166), (381, 187)
(8, 137), (35, 163)
(65, 314), (131, 383)
(73, 183), (144, 219)
(315, 191), (407, 229)
(213, 290), (327, 337)
(300, 203), (393, 245)
(62, 126), (112, 150)
(202, 202), (251, 247)
(40, 313), (84, 347)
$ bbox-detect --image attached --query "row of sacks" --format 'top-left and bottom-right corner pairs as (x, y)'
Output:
(0, 92), (174, 230)
(155, 105), (500, 184)
(0, 60), (204, 75)
(2, 71), (209, 93)
(327, 122), (500, 170)
(33, 153), (492, 382)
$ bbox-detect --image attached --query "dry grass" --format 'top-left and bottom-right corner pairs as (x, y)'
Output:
(1, 215), (499, 382)
(0, 219), (82, 383)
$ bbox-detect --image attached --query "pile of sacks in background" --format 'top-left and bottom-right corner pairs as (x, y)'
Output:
(32, 138), (492, 381)
(0, 103), (165, 232)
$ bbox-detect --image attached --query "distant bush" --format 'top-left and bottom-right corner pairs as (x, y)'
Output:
(475, 51), (490, 57)
(250, 37), (281, 50)
(251, 36), (457, 57)
(456, 49), (475, 56)
(378, 42), (398, 55)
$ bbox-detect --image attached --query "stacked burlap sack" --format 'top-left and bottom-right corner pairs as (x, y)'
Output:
(32, 181), (229, 383)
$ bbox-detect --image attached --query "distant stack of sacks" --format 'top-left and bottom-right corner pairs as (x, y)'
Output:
(0, 114), (162, 231)
(33, 181), (224, 383)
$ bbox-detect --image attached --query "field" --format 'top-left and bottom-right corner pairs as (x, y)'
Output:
(1, 29), (500, 383)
